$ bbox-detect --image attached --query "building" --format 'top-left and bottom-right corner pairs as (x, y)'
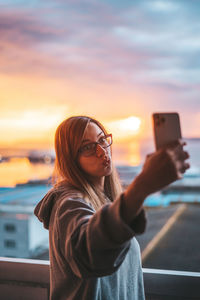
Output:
(0, 184), (50, 258)
(1, 166), (200, 259)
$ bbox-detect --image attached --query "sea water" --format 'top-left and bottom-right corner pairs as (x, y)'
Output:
(0, 138), (199, 207)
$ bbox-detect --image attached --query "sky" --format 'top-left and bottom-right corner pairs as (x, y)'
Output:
(1, 0), (200, 149)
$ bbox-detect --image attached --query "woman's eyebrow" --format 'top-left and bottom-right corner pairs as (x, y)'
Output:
(81, 139), (91, 144)
(81, 132), (104, 144)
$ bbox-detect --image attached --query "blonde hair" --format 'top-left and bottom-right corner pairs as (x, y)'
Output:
(52, 116), (122, 210)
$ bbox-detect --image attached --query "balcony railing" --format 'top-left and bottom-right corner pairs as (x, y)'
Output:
(0, 257), (49, 300)
(0, 256), (200, 300)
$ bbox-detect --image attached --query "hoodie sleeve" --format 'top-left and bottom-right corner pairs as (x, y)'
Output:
(54, 194), (146, 278)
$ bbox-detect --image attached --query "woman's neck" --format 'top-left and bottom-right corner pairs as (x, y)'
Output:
(91, 176), (105, 192)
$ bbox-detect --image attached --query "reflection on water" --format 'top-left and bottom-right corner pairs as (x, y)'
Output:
(0, 143), (143, 187)
(0, 158), (54, 187)
(112, 140), (143, 166)
(0, 137), (199, 187)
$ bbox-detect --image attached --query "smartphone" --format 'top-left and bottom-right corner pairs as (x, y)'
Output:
(152, 112), (182, 150)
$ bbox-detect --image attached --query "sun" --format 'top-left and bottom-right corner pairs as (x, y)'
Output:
(117, 116), (141, 133)
(106, 116), (141, 140)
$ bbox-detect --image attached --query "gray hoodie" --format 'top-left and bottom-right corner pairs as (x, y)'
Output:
(34, 188), (146, 300)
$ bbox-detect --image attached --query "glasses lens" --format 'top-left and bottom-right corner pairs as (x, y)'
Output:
(104, 135), (112, 147)
(80, 143), (96, 157)
(98, 135), (112, 148)
(79, 135), (112, 157)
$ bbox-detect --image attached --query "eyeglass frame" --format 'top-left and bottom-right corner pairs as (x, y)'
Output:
(78, 133), (113, 157)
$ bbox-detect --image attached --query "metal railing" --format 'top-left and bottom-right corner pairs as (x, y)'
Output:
(0, 257), (200, 300)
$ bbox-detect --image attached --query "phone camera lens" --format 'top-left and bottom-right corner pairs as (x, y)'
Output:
(161, 117), (165, 123)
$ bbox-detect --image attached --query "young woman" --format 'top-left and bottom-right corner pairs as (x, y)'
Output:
(34, 115), (189, 300)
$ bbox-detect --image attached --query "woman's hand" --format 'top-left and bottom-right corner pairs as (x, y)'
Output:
(121, 140), (190, 225)
(166, 140), (190, 178)
(140, 140), (190, 196)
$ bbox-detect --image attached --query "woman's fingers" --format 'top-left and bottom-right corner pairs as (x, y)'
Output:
(147, 153), (153, 158)
(180, 140), (187, 147)
(164, 139), (187, 152)
(167, 145), (190, 177)
(164, 139), (184, 149)
(175, 150), (190, 161)
(166, 140), (189, 160)
(183, 150), (190, 160)
(178, 162), (190, 174)
(141, 142), (190, 196)
(182, 162), (190, 172)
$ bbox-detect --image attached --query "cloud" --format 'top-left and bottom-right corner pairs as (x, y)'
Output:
(0, 10), (61, 44)
(0, 0), (200, 120)
(1, 0), (200, 86)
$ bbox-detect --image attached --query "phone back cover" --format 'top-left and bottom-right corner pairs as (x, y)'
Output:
(153, 113), (182, 150)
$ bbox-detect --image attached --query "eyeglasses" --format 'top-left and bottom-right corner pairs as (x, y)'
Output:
(78, 134), (112, 157)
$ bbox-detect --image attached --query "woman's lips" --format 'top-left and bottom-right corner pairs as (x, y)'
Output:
(102, 157), (110, 167)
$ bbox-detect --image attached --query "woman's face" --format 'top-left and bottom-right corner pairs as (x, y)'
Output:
(78, 122), (112, 188)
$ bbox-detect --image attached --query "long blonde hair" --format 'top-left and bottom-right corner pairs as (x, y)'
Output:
(52, 116), (122, 210)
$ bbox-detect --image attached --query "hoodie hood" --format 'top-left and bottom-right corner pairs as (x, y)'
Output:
(34, 189), (57, 229)
(34, 186), (84, 229)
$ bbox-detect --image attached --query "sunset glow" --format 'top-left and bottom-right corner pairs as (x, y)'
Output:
(1, 110), (65, 130)
(0, 107), (68, 147)
(106, 116), (141, 141)
(0, 0), (200, 154)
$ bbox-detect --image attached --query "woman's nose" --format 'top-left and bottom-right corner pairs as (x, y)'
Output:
(96, 144), (106, 157)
